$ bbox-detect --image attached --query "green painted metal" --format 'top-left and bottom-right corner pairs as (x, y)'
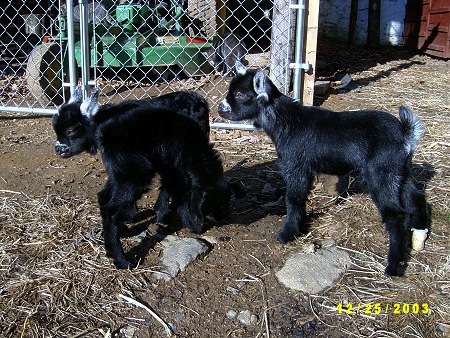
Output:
(56, 3), (213, 76)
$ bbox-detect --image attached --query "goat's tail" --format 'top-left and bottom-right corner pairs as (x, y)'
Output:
(399, 106), (424, 154)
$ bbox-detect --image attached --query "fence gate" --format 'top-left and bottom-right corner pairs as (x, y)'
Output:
(0, 0), (313, 125)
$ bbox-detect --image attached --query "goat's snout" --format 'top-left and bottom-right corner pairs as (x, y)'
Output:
(218, 99), (231, 113)
(55, 141), (70, 157)
(218, 99), (233, 119)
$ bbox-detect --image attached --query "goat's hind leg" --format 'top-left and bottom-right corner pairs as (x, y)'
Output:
(402, 175), (429, 251)
(402, 175), (428, 229)
(368, 170), (408, 276)
(174, 188), (204, 233)
(202, 176), (231, 222)
(154, 186), (171, 223)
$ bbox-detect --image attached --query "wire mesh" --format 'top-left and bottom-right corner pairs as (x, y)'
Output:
(0, 0), (281, 112)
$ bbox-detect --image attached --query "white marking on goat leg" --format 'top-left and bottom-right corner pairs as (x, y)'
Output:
(411, 228), (428, 251)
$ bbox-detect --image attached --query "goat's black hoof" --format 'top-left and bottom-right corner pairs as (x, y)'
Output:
(384, 265), (403, 277)
(155, 211), (170, 224)
(184, 221), (204, 234)
(188, 226), (204, 234)
(277, 227), (300, 244)
(277, 232), (294, 245)
(118, 224), (132, 237)
(155, 203), (170, 223)
(112, 256), (138, 270)
(206, 212), (226, 223)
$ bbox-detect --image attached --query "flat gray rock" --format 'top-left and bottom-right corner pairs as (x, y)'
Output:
(275, 244), (351, 294)
(154, 235), (209, 281)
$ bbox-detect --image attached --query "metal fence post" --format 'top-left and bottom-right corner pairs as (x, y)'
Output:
(289, 0), (310, 101)
(66, 0), (78, 97)
(78, 0), (91, 99)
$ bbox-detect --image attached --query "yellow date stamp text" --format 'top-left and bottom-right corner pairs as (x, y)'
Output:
(336, 302), (429, 315)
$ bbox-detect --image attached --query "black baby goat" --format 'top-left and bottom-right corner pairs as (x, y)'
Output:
(53, 89), (230, 269)
(218, 62), (428, 276)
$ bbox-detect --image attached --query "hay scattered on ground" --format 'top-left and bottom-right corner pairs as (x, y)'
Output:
(0, 193), (165, 337)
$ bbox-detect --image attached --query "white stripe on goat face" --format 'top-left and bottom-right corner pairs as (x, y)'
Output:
(219, 98), (231, 113)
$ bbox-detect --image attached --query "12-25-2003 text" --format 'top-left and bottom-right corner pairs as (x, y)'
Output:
(336, 303), (429, 315)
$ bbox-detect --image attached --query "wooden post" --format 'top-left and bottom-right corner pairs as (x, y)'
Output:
(367, 0), (381, 46)
(301, 0), (320, 106)
(348, 0), (359, 45)
(269, 0), (294, 93)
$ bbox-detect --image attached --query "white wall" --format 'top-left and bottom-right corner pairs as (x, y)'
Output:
(318, 0), (407, 45)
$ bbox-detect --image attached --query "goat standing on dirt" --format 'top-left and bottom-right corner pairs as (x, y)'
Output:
(218, 62), (428, 276)
(52, 88), (230, 269)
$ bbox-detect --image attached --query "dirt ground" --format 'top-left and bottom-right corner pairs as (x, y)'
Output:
(1, 39), (449, 338)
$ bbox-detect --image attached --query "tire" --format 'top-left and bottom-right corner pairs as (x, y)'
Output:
(26, 42), (70, 106)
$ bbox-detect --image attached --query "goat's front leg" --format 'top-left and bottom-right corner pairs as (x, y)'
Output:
(99, 180), (133, 237)
(278, 174), (311, 244)
(99, 182), (143, 269)
(102, 212), (133, 269)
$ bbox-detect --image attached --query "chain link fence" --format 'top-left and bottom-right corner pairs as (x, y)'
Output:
(0, 0), (302, 117)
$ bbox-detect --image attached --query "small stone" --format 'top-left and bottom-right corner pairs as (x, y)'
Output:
(276, 246), (351, 294)
(237, 310), (257, 326)
(120, 326), (137, 338)
(173, 289), (183, 298)
(226, 310), (237, 319)
(318, 238), (336, 248)
(436, 323), (449, 336)
(154, 235), (209, 281)
(226, 286), (239, 294)
(173, 313), (185, 322)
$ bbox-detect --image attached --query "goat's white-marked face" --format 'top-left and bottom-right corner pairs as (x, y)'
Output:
(218, 63), (262, 122)
(52, 104), (93, 158)
(52, 88), (99, 158)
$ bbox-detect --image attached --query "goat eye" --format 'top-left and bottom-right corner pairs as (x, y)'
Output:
(66, 127), (79, 137)
(235, 92), (247, 101)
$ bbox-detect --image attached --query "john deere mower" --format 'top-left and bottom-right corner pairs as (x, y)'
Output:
(26, 1), (214, 105)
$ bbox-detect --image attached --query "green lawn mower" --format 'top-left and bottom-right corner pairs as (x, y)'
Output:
(26, 1), (214, 105)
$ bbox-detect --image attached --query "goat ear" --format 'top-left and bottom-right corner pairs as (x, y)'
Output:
(253, 69), (269, 102)
(80, 89), (100, 118)
(68, 85), (83, 104)
(235, 60), (247, 75)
